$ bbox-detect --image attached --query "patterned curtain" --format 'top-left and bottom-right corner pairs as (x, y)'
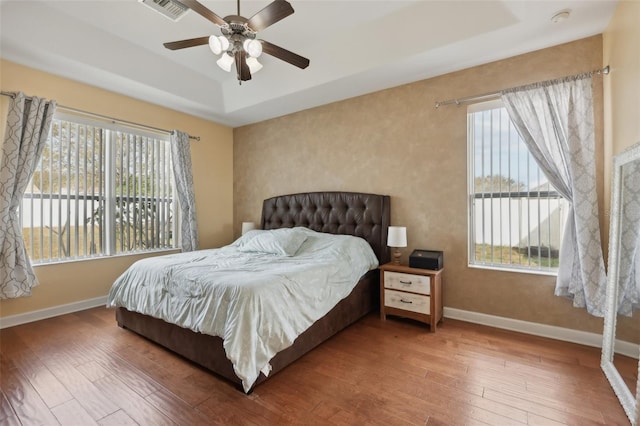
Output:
(170, 130), (198, 251)
(501, 75), (607, 316)
(0, 92), (56, 299)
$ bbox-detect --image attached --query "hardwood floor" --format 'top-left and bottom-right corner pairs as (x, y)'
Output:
(0, 307), (634, 425)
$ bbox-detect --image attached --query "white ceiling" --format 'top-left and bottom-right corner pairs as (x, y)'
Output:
(0, 0), (617, 127)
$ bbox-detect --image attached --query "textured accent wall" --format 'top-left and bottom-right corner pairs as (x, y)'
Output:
(233, 36), (632, 339)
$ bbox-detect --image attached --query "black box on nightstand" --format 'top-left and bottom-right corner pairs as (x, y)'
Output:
(409, 249), (443, 270)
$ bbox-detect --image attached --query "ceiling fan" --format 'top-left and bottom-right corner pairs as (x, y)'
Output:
(164, 0), (310, 83)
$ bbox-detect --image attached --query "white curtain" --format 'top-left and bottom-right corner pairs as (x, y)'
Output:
(0, 92), (56, 299)
(170, 130), (198, 251)
(501, 75), (607, 316)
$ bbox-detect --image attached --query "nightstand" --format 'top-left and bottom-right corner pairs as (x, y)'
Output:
(379, 263), (444, 332)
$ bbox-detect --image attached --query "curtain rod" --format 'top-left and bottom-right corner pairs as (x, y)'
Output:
(0, 91), (201, 141)
(434, 65), (610, 109)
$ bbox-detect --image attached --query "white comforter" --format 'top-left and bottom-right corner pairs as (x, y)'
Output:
(107, 227), (379, 392)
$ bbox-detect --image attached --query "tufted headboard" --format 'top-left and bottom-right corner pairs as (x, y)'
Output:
(261, 191), (390, 264)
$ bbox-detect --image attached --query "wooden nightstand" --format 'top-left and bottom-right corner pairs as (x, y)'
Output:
(379, 263), (444, 332)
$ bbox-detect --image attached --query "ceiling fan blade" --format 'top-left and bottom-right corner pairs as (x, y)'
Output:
(163, 36), (210, 50)
(235, 51), (252, 82)
(247, 0), (294, 32)
(180, 0), (227, 27)
(260, 40), (309, 69)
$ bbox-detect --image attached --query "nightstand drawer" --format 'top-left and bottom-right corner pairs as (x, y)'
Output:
(384, 271), (430, 295)
(384, 289), (430, 315)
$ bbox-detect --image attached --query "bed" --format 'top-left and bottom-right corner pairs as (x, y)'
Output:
(110, 191), (390, 392)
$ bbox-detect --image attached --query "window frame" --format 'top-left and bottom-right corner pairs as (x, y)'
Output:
(466, 99), (565, 276)
(21, 111), (180, 265)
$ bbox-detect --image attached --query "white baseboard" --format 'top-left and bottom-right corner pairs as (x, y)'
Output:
(0, 296), (108, 329)
(2, 299), (637, 360)
(444, 307), (639, 359)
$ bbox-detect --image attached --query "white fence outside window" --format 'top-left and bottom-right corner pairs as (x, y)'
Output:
(472, 196), (568, 254)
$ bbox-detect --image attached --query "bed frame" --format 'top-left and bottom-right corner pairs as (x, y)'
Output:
(115, 191), (390, 391)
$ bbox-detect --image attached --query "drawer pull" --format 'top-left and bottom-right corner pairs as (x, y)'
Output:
(399, 280), (412, 285)
(400, 299), (413, 304)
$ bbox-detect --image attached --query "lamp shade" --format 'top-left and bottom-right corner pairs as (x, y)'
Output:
(243, 39), (262, 57)
(209, 35), (230, 55)
(387, 226), (407, 247)
(246, 57), (263, 73)
(216, 53), (234, 72)
(241, 222), (257, 235)
(209, 35), (223, 54)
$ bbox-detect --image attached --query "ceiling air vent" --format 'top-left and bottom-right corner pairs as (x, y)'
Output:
(139, 0), (189, 22)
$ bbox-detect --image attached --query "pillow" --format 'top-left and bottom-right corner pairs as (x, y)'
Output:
(238, 228), (308, 256)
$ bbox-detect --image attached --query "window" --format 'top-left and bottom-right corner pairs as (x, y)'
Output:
(467, 100), (567, 273)
(21, 113), (179, 264)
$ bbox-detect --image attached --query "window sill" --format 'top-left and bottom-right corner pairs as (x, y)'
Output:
(468, 263), (558, 277)
(31, 248), (181, 267)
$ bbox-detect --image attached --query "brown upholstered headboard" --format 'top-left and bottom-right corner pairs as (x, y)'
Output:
(261, 191), (390, 264)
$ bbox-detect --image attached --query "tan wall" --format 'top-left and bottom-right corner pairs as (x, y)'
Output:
(603, 0), (640, 344)
(0, 59), (234, 318)
(604, 0), (640, 158)
(234, 35), (638, 340)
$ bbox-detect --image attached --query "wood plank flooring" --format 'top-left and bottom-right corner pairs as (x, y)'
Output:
(0, 307), (634, 425)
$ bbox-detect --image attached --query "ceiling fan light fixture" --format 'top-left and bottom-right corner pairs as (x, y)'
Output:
(209, 35), (222, 54)
(217, 53), (234, 72)
(243, 39), (263, 58)
(246, 57), (263, 74)
(209, 35), (229, 55)
(219, 36), (230, 51)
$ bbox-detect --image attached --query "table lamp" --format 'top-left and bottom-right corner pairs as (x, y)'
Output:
(387, 226), (407, 265)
